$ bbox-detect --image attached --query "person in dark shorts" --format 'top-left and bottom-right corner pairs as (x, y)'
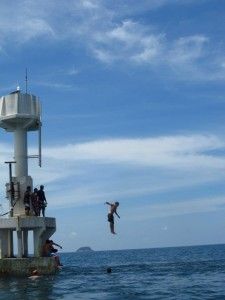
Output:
(24, 186), (31, 216)
(105, 201), (120, 234)
(37, 185), (47, 217)
(31, 188), (40, 216)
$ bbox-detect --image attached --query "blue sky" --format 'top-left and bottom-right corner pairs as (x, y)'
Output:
(1, 0), (225, 251)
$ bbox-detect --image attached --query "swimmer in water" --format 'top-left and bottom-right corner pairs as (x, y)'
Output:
(28, 269), (41, 280)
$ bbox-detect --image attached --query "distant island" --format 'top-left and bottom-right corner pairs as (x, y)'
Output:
(76, 246), (94, 252)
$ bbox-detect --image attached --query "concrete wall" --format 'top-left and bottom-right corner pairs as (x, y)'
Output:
(0, 257), (58, 276)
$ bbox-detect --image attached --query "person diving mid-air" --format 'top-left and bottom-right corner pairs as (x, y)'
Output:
(105, 201), (120, 234)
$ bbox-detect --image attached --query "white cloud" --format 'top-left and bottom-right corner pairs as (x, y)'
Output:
(169, 35), (208, 64)
(126, 196), (225, 221)
(0, 1), (224, 81)
(92, 48), (115, 64)
(102, 0), (201, 17)
(37, 134), (225, 208)
(18, 18), (54, 42)
(91, 20), (163, 64)
(0, 3), (54, 46)
(43, 134), (225, 170)
(67, 67), (80, 76)
(2, 134), (225, 172)
(1, 133), (225, 210)
(82, 0), (99, 9)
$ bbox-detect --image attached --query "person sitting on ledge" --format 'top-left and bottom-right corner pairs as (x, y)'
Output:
(49, 240), (62, 250)
(42, 239), (63, 266)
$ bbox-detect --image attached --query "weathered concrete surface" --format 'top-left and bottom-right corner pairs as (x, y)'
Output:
(0, 216), (56, 258)
(0, 257), (58, 276)
(0, 216), (56, 229)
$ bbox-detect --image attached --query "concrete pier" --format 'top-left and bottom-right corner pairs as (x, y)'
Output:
(0, 216), (56, 258)
(0, 216), (58, 276)
(0, 257), (58, 276)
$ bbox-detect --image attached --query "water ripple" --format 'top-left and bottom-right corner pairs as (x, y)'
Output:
(0, 245), (225, 299)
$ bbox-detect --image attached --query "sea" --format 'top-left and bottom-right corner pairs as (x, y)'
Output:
(0, 244), (225, 300)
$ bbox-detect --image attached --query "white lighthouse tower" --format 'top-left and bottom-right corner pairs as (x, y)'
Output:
(0, 89), (57, 275)
(1, 89), (41, 215)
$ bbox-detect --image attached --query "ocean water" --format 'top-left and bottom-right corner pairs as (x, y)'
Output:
(0, 244), (225, 300)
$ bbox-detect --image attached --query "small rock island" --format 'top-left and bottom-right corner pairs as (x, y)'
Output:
(76, 247), (94, 252)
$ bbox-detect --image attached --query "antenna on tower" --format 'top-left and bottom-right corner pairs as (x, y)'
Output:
(25, 68), (28, 94)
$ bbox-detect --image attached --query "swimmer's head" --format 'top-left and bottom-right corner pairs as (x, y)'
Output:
(32, 270), (38, 275)
(115, 202), (119, 206)
(106, 267), (112, 273)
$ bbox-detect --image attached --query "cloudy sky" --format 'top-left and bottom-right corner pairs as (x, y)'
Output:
(1, 0), (225, 251)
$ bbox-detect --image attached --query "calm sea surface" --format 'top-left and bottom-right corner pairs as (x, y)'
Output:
(0, 244), (225, 299)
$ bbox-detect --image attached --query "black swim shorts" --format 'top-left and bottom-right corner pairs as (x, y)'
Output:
(108, 213), (114, 224)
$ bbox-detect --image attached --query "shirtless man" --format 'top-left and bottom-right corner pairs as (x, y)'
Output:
(42, 239), (62, 266)
(105, 201), (120, 234)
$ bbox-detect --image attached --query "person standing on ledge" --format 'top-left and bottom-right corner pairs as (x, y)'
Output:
(105, 201), (120, 234)
(24, 186), (31, 216)
(37, 185), (47, 217)
(31, 188), (40, 216)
